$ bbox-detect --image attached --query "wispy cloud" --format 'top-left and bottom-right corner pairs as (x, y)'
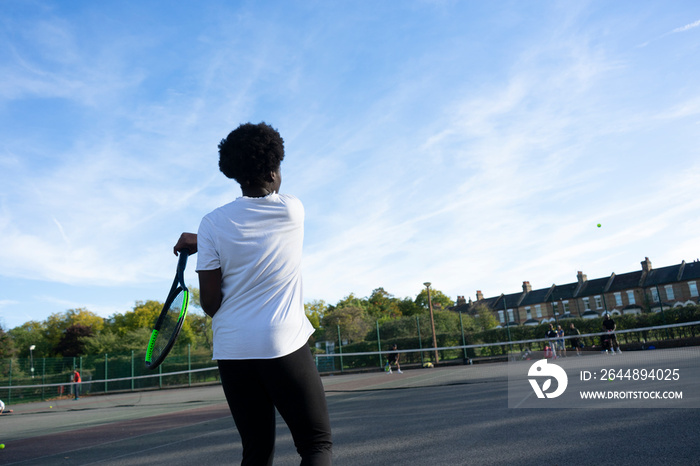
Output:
(672, 19), (700, 33)
(639, 18), (700, 47)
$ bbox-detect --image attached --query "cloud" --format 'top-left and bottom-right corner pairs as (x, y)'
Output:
(639, 18), (700, 47)
(672, 19), (700, 33)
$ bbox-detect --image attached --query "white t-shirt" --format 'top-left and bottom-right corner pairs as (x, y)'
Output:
(196, 193), (314, 360)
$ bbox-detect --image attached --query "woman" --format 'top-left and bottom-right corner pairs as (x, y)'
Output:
(174, 122), (332, 465)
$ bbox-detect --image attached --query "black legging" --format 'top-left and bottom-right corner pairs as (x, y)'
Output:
(217, 344), (333, 466)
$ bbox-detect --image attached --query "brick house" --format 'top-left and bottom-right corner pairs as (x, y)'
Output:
(450, 257), (700, 326)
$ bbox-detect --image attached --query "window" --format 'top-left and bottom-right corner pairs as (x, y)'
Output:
(690, 281), (699, 298)
(535, 304), (542, 318)
(552, 302), (559, 315)
(627, 290), (636, 305)
(665, 285), (675, 300)
(498, 310), (505, 323)
(583, 297), (590, 311)
(507, 309), (514, 322)
(614, 292), (622, 306)
(651, 288), (659, 303)
(594, 295), (603, 309)
(562, 301), (569, 313)
(526, 308), (532, 319)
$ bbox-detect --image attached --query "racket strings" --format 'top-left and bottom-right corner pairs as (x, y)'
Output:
(150, 288), (187, 362)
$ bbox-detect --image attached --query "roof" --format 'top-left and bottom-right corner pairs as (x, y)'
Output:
(494, 292), (525, 310)
(450, 257), (698, 317)
(643, 263), (683, 287)
(549, 282), (578, 301)
(519, 286), (552, 306)
(681, 261), (700, 281)
(608, 271), (644, 292)
(577, 276), (609, 296)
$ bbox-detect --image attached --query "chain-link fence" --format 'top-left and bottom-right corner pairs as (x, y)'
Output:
(0, 346), (218, 405)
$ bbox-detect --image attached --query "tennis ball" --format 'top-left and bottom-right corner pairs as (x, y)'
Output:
(49, 406), (52, 409)
(0, 444), (5, 449)
(597, 223), (601, 228)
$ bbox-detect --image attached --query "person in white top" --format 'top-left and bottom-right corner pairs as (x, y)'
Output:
(174, 122), (332, 465)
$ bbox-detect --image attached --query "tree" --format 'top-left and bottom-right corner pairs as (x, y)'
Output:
(44, 308), (105, 354)
(84, 328), (152, 355)
(8, 320), (51, 358)
(184, 288), (213, 352)
(0, 325), (12, 359)
(377, 315), (422, 340)
(328, 293), (367, 313)
(108, 300), (163, 335)
(304, 300), (327, 331)
(366, 288), (402, 321)
(321, 306), (371, 343)
(189, 287), (201, 308)
(415, 288), (453, 311)
(100, 300), (198, 354)
(188, 311), (213, 352)
(472, 303), (499, 331)
(397, 296), (423, 317)
(55, 323), (93, 357)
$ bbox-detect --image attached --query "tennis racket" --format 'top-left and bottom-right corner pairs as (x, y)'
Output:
(145, 249), (190, 369)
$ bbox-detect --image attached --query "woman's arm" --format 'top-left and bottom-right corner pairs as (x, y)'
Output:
(198, 268), (223, 318)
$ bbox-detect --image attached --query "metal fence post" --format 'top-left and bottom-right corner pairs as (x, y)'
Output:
(42, 357), (46, 400)
(416, 316), (424, 366)
(459, 312), (467, 359)
(376, 321), (383, 368)
(337, 325), (344, 372)
(8, 359), (12, 404)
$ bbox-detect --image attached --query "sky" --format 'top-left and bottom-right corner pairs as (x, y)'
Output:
(1, 1), (700, 331)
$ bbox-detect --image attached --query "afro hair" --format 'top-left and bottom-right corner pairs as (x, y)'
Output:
(218, 122), (285, 188)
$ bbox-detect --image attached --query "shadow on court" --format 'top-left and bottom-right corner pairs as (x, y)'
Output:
(1, 362), (698, 465)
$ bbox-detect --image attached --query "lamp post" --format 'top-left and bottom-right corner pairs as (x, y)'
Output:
(29, 345), (36, 378)
(423, 282), (439, 364)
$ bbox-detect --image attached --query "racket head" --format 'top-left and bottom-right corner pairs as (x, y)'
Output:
(145, 250), (190, 370)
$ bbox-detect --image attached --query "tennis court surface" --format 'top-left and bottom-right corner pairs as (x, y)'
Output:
(1, 355), (698, 465)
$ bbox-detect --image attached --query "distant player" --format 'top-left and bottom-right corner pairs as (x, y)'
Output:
(602, 314), (622, 354)
(0, 399), (12, 415)
(73, 369), (81, 400)
(567, 323), (582, 356)
(556, 324), (566, 357)
(545, 324), (558, 358)
(386, 344), (403, 374)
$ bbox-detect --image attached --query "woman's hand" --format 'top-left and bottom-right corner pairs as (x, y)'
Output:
(174, 232), (197, 255)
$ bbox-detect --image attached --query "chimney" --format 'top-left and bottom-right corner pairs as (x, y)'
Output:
(577, 271), (587, 285)
(456, 296), (467, 306)
(476, 290), (484, 301)
(641, 257), (652, 273)
(522, 281), (532, 293)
